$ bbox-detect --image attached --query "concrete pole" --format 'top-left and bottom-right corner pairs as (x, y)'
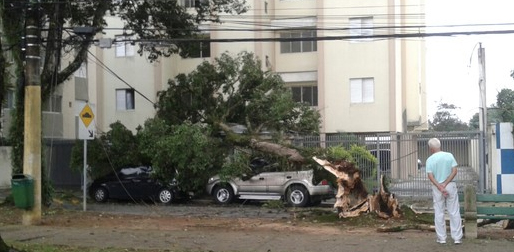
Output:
(22, 4), (42, 225)
(477, 43), (487, 193)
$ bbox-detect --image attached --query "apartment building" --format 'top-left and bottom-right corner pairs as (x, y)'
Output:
(1, 0), (427, 140)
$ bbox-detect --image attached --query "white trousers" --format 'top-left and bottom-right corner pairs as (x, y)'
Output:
(431, 182), (463, 241)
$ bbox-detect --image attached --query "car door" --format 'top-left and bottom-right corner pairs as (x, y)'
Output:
(133, 168), (160, 200)
(114, 167), (145, 200)
(235, 159), (269, 193)
(236, 172), (268, 194)
(104, 171), (130, 199)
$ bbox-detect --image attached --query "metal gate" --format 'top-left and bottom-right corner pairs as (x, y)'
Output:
(44, 139), (81, 189)
(293, 131), (482, 200)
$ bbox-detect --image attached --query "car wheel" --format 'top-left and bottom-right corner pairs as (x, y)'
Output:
(286, 185), (309, 207)
(158, 188), (174, 204)
(93, 187), (108, 203)
(213, 185), (234, 204)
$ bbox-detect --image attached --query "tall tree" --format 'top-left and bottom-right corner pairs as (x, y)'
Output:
(155, 51), (321, 161)
(0, 0), (247, 202)
(469, 88), (514, 129)
(1, 0), (247, 101)
(429, 102), (470, 131)
(494, 88), (514, 123)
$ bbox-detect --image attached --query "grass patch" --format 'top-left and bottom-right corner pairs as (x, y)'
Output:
(262, 200), (285, 209)
(297, 204), (434, 228)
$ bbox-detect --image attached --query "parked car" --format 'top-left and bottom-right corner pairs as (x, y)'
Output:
(206, 158), (335, 207)
(88, 166), (186, 204)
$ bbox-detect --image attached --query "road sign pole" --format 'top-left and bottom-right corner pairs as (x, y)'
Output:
(83, 139), (87, 211)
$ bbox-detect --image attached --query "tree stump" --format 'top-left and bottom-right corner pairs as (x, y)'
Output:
(313, 157), (401, 219)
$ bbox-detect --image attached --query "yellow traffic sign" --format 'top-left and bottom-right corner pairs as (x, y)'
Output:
(80, 104), (94, 128)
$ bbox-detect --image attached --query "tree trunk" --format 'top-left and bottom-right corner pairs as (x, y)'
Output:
(477, 219), (500, 227)
(217, 122), (305, 163)
(249, 139), (304, 163)
(313, 157), (402, 219)
(377, 224), (435, 232)
(502, 220), (514, 229)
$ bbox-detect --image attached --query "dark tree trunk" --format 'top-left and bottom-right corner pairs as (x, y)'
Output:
(502, 220), (514, 229)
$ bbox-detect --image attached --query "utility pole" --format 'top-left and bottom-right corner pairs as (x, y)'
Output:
(23, 1), (42, 225)
(477, 43), (487, 193)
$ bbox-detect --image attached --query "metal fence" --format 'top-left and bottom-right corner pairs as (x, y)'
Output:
(292, 131), (482, 200)
(44, 139), (81, 189)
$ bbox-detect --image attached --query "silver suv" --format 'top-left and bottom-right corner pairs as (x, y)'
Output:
(206, 159), (334, 207)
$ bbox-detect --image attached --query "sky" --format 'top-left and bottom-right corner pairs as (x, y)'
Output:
(425, 0), (514, 123)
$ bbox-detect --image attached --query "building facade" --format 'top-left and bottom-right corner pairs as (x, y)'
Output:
(1, 0), (427, 140)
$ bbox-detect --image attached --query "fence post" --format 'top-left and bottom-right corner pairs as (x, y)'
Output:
(464, 185), (477, 239)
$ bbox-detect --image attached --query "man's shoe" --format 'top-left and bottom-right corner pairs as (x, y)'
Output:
(436, 239), (446, 244)
(454, 240), (462, 244)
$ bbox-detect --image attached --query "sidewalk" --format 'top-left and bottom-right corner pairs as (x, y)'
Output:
(1, 222), (511, 252)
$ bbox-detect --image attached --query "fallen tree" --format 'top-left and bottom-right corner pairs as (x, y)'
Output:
(313, 157), (402, 219)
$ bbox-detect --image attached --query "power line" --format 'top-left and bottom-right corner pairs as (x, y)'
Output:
(86, 50), (156, 107)
(99, 29), (514, 44)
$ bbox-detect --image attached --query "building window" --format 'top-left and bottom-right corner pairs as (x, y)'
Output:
(280, 30), (317, 53)
(42, 95), (62, 113)
(188, 34), (210, 58)
(116, 89), (135, 110)
(349, 17), (373, 41)
(5, 90), (15, 109)
(115, 36), (135, 57)
(350, 78), (374, 103)
(292, 85), (318, 106)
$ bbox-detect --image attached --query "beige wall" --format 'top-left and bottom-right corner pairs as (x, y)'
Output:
(318, 0), (426, 133)
(83, 0), (426, 135)
(86, 17), (177, 133)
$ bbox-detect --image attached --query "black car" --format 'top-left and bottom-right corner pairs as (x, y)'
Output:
(88, 166), (184, 204)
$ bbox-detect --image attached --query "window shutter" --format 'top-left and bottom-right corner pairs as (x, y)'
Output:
(116, 90), (126, 110)
(362, 78), (374, 102)
(349, 18), (361, 36)
(126, 42), (135, 57)
(362, 18), (374, 37)
(350, 79), (362, 103)
(115, 42), (126, 57)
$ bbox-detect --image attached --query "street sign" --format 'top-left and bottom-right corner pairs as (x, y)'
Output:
(78, 103), (95, 140)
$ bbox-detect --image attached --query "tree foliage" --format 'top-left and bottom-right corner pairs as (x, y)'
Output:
(1, 0), (247, 201)
(155, 51), (321, 137)
(72, 52), (323, 193)
(429, 102), (470, 131)
(469, 88), (514, 129)
(71, 121), (144, 180)
(137, 118), (225, 193)
(1, 0), (247, 101)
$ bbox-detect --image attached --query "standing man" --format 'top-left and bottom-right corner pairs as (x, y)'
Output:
(426, 138), (463, 244)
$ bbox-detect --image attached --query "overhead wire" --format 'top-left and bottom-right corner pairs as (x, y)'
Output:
(86, 50), (156, 107)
